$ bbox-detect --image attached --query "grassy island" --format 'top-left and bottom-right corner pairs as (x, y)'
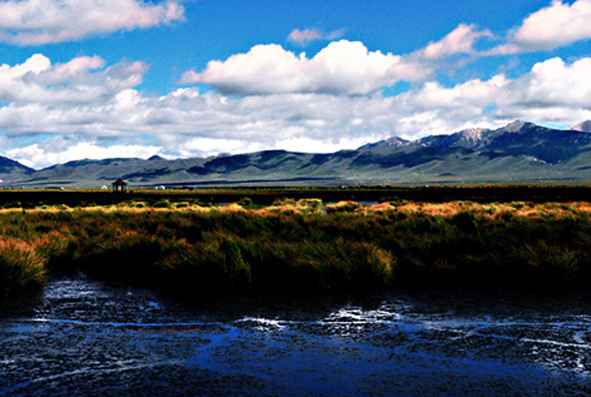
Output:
(2, 196), (591, 295)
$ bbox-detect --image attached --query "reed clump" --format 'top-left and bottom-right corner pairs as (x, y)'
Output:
(3, 200), (591, 294)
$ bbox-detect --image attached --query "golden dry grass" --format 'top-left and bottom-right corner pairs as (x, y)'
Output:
(3, 198), (591, 293)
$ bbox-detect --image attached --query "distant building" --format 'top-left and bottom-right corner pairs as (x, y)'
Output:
(111, 178), (128, 193)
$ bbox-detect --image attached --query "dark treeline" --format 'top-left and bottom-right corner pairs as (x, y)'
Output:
(3, 185), (591, 208)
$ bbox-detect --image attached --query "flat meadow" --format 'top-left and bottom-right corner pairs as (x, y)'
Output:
(3, 193), (591, 296)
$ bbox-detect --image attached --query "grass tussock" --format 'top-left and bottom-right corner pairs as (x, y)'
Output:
(4, 199), (591, 294)
(0, 238), (47, 292)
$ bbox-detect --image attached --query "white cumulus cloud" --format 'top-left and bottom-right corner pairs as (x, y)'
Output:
(0, 54), (147, 104)
(491, 0), (591, 54)
(0, 0), (184, 45)
(180, 40), (433, 95)
(505, 57), (591, 109)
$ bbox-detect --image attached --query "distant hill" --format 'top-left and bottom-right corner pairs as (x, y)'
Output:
(0, 156), (35, 183)
(5, 120), (591, 188)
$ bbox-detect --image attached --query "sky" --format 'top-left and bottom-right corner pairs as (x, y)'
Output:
(0, 0), (590, 169)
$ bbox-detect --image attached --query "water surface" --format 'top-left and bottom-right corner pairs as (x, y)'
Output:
(1, 274), (590, 395)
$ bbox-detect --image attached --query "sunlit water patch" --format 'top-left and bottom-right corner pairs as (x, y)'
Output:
(1, 274), (591, 395)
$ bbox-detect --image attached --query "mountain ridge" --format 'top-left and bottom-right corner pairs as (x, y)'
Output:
(4, 120), (591, 187)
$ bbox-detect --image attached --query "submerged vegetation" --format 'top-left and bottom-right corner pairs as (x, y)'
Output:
(3, 196), (591, 295)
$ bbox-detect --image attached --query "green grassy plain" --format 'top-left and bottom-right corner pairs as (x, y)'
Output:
(2, 196), (591, 295)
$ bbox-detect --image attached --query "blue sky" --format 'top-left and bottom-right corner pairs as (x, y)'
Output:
(0, 0), (589, 168)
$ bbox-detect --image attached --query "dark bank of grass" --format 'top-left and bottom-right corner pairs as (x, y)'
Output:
(3, 200), (591, 295)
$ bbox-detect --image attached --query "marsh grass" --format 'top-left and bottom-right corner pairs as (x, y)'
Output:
(3, 199), (591, 293)
(0, 238), (46, 292)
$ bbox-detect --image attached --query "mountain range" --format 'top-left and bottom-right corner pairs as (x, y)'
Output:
(3, 120), (591, 188)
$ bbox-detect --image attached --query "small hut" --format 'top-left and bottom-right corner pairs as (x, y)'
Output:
(112, 178), (128, 193)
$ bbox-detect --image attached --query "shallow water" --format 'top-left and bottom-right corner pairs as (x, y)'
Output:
(1, 274), (591, 396)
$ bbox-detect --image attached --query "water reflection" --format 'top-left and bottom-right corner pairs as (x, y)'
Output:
(1, 274), (591, 395)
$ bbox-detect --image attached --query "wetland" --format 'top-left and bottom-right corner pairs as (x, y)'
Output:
(2, 188), (591, 395)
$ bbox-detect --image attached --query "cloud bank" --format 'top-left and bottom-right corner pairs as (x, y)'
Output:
(3, 51), (591, 169)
